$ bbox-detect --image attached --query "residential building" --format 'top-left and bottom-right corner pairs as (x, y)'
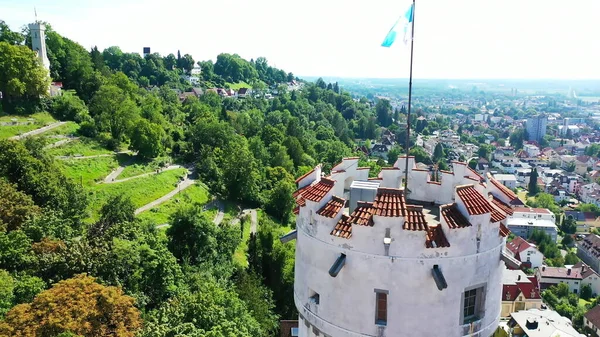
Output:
(507, 208), (558, 242)
(494, 173), (518, 190)
(523, 144), (541, 157)
(506, 236), (544, 268)
(290, 157), (513, 337)
(237, 87), (252, 98)
(580, 183), (600, 207)
(535, 262), (600, 295)
(583, 305), (600, 335)
(577, 234), (600, 273)
(501, 268), (542, 317)
(508, 309), (585, 337)
(565, 211), (600, 233)
(526, 114), (548, 142)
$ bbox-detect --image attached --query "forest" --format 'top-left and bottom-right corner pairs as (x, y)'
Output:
(0, 20), (401, 336)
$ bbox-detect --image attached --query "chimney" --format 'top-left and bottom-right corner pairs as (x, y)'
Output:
(542, 266), (546, 271)
(567, 268), (571, 275)
(518, 275), (521, 281)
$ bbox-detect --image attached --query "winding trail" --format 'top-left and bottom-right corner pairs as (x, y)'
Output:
(9, 121), (66, 140)
(134, 175), (196, 215)
(56, 150), (132, 160)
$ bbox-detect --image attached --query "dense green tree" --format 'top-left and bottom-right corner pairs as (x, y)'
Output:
(0, 140), (87, 222)
(0, 179), (41, 232)
(409, 146), (432, 165)
(129, 119), (166, 158)
(509, 129), (525, 150)
(50, 91), (90, 122)
(167, 207), (218, 265)
(0, 269), (14, 316)
(89, 84), (140, 144)
(580, 283), (593, 300)
(265, 179), (296, 222)
(0, 21), (24, 45)
(376, 99), (392, 127)
(0, 42), (49, 106)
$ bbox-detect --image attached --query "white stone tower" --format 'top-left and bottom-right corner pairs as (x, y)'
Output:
(285, 157), (521, 337)
(28, 21), (50, 72)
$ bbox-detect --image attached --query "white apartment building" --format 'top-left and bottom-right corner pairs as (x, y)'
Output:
(506, 208), (557, 242)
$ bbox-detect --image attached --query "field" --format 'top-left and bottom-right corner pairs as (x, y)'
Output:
(85, 168), (187, 222)
(47, 137), (113, 157)
(119, 156), (172, 179)
(43, 121), (80, 137)
(226, 81), (252, 90)
(233, 216), (252, 266)
(58, 156), (120, 186)
(0, 112), (56, 139)
(136, 184), (210, 225)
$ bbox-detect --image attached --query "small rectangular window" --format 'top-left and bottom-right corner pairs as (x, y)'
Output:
(309, 289), (320, 305)
(375, 291), (387, 325)
(463, 289), (477, 319)
(462, 285), (485, 324)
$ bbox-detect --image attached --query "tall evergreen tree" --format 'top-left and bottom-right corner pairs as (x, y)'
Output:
(528, 167), (539, 195)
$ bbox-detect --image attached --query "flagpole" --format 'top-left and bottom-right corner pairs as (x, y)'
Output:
(404, 0), (416, 194)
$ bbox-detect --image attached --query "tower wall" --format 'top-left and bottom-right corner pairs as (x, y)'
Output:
(28, 22), (51, 72)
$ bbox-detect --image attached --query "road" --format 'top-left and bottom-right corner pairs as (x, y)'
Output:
(9, 121), (66, 140)
(134, 176), (195, 215)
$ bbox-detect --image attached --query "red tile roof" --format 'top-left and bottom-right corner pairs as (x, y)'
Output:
(464, 176), (479, 182)
(331, 215), (352, 239)
(372, 188), (406, 217)
(293, 206), (299, 215)
(506, 236), (534, 255)
(404, 205), (428, 231)
(499, 222), (510, 237)
(425, 224), (450, 248)
(491, 196), (514, 215)
(584, 304), (600, 328)
(441, 204), (472, 229)
(456, 185), (494, 215)
(489, 175), (519, 200)
(491, 208), (507, 223)
(317, 196), (345, 218)
(573, 261), (599, 279)
(302, 177), (335, 202)
(538, 266), (582, 279)
(348, 201), (375, 226)
(503, 281), (541, 301)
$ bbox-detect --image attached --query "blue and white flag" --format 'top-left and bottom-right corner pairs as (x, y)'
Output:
(381, 3), (414, 47)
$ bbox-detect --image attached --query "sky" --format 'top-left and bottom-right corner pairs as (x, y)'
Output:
(2, 0), (600, 79)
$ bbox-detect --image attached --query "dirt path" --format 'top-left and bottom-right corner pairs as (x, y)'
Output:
(44, 137), (78, 149)
(104, 165), (182, 184)
(56, 150), (132, 160)
(134, 176), (195, 215)
(212, 201), (225, 225)
(9, 122), (66, 140)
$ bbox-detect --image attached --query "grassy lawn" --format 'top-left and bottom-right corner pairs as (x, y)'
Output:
(85, 168), (187, 222)
(226, 81), (252, 90)
(233, 216), (252, 266)
(58, 156), (120, 186)
(119, 156), (172, 179)
(0, 112), (57, 139)
(136, 184), (210, 225)
(47, 137), (113, 157)
(43, 121), (80, 137)
(517, 190), (528, 203)
(579, 298), (592, 307)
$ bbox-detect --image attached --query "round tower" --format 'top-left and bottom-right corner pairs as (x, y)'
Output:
(290, 157), (512, 337)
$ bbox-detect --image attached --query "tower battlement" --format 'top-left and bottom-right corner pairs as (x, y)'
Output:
(291, 157), (520, 337)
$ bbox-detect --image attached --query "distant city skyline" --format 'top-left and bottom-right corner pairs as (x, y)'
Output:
(2, 0), (600, 80)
